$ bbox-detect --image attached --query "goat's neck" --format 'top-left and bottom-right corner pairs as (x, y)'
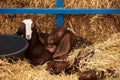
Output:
(28, 29), (39, 50)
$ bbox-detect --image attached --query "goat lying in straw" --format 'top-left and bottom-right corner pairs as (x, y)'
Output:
(46, 26), (77, 74)
(16, 19), (99, 77)
(16, 19), (77, 74)
(16, 19), (52, 65)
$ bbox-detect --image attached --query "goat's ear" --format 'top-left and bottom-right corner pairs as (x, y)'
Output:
(15, 22), (25, 37)
(17, 22), (25, 29)
(35, 25), (40, 34)
(33, 20), (41, 33)
(56, 26), (67, 37)
(16, 23), (21, 35)
(53, 33), (71, 58)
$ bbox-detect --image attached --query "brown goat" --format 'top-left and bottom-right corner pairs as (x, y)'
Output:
(46, 26), (76, 59)
(16, 20), (77, 74)
(16, 19), (52, 65)
(46, 26), (76, 74)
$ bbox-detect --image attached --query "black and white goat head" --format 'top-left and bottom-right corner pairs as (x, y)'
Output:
(16, 19), (52, 65)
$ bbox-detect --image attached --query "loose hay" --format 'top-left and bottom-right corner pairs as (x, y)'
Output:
(0, 0), (120, 80)
(0, 14), (119, 42)
(0, 0), (120, 8)
(0, 32), (120, 80)
(0, 59), (78, 80)
(78, 33), (120, 80)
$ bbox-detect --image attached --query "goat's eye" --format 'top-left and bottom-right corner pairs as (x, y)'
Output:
(21, 34), (24, 37)
(53, 45), (56, 48)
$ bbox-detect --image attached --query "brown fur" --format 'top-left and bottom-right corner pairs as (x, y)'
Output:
(46, 26), (76, 59)
(46, 26), (76, 74)
(78, 69), (105, 80)
(78, 70), (97, 80)
(46, 60), (70, 75)
(16, 20), (52, 65)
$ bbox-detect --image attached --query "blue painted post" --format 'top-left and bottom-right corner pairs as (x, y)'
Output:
(56, 0), (63, 26)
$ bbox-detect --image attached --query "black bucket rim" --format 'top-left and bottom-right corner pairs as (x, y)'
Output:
(0, 34), (28, 57)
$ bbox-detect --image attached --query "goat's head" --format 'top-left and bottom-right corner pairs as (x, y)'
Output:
(46, 27), (76, 54)
(47, 26), (67, 45)
(22, 19), (33, 40)
(16, 19), (39, 40)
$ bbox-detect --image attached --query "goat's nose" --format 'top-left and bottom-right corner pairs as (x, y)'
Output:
(26, 35), (31, 40)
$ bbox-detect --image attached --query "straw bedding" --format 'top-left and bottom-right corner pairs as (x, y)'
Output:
(0, 0), (120, 80)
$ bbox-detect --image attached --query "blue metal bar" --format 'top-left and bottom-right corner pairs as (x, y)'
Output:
(0, 8), (120, 14)
(56, 0), (64, 26)
(57, 0), (63, 7)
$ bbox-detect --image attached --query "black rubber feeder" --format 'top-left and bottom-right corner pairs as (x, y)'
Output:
(0, 34), (28, 59)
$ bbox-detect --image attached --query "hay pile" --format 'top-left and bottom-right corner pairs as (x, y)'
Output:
(0, 0), (120, 42)
(0, 0), (120, 8)
(0, 14), (119, 42)
(73, 32), (120, 80)
(0, 32), (120, 80)
(0, 59), (78, 80)
(0, 0), (120, 80)
(66, 33), (120, 80)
